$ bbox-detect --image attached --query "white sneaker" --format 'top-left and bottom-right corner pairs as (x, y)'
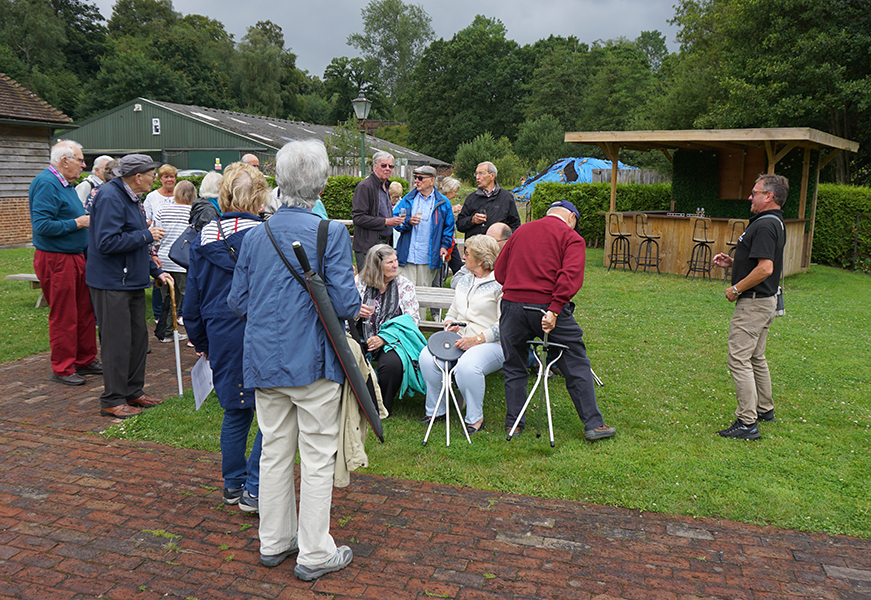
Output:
(159, 333), (187, 343)
(294, 546), (353, 581)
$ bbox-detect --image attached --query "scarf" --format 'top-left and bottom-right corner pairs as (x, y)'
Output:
(361, 278), (400, 339)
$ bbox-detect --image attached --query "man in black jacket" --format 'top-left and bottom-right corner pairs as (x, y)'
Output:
(351, 151), (404, 266)
(456, 161), (521, 241)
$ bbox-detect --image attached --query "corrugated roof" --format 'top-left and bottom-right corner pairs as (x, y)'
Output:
(149, 99), (448, 165)
(0, 73), (73, 125)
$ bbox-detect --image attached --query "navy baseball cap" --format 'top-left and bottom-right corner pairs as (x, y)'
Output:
(549, 200), (580, 220)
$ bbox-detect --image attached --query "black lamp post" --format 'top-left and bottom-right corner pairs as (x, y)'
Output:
(351, 89), (372, 176)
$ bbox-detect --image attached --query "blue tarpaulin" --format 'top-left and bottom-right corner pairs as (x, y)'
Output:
(511, 157), (636, 201)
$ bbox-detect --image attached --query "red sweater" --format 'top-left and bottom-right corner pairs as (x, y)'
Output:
(493, 214), (586, 314)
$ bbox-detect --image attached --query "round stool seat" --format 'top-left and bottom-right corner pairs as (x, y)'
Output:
(427, 331), (463, 361)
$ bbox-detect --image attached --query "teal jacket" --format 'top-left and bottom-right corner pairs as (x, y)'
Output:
(378, 314), (427, 398)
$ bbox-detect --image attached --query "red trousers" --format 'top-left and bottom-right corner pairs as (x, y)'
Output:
(33, 250), (98, 376)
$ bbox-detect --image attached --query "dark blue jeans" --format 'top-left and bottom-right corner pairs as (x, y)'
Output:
(221, 407), (262, 496)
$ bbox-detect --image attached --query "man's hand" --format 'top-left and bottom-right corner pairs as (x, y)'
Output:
(409, 214), (422, 226)
(151, 255), (162, 268)
(75, 215), (90, 229)
(542, 310), (557, 333)
(440, 247), (449, 260)
(712, 252), (733, 268)
(471, 212), (487, 225)
(157, 273), (174, 287)
(385, 216), (403, 227)
(150, 227), (166, 243)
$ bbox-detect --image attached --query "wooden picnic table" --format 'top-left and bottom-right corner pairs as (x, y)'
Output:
(5, 274), (47, 308)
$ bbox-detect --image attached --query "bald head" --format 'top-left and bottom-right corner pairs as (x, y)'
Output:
(241, 154), (260, 169)
(486, 223), (512, 248)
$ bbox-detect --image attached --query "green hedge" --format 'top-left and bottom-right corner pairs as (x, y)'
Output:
(321, 176), (410, 229)
(811, 184), (871, 268)
(529, 182), (672, 246)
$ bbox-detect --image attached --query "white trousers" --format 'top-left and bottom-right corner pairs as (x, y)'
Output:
(420, 341), (504, 424)
(255, 379), (341, 566)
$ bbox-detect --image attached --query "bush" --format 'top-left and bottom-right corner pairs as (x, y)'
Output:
(811, 184), (871, 268)
(492, 152), (526, 189)
(453, 132), (514, 182)
(320, 176), (409, 227)
(530, 182), (672, 246)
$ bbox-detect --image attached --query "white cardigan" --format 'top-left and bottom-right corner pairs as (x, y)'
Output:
(445, 271), (502, 343)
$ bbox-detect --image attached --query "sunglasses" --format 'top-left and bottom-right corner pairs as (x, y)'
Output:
(414, 175), (432, 181)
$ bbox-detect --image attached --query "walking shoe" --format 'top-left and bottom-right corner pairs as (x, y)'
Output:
(223, 487), (243, 505)
(294, 545), (353, 581)
(418, 414), (445, 423)
(100, 404), (142, 419)
(127, 394), (163, 408)
(757, 409), (776, 422)
(75, 359), (103, 376)
(717, 419), (761, 440)
(505, 426), (523, 438)
(158, 333), (187, 343)
(585, 424), (616, 441)
(260, 540), (299, 568)
(51, 372), (86, 386)
(239, 489), (258, 514)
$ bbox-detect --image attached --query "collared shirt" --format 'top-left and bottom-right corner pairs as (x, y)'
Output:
(47, 164), (70, 187)
(482, 182), (501, 198)
(407, 189), (436, 264)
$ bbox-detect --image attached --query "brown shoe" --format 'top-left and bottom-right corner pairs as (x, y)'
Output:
(101, 404), (142, 419)
(127, 394), (163, 408)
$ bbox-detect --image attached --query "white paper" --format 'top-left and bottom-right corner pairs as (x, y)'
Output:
(191, 355), (214, 410)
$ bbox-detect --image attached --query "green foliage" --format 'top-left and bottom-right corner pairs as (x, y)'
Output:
(325, 119), (363, 168)
(530, 182), (671, 245)
(671, 150), (720, 214)
(812, 184), (871, 268)
(513, 114), (576, 166)
(320, 175), (407, 224)
(322, 56), (387, 124)
(491, 152), (525, 189)
(107, 0), (177, 38)
(373, 123), (409, 148)
(233, 21), (301, 119)
(406, 15), (528, 162)
(346, 0), (434, 105)
(453, 133), (513, 183)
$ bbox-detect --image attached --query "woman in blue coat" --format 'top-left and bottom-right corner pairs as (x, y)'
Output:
(183, 163), (269, 513)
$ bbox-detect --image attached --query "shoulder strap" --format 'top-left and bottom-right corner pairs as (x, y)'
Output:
(215, 218), (237, 263)
(264, 220), (307, 289)
(754, 214), (786, 287)
(317, 218), (329, 277)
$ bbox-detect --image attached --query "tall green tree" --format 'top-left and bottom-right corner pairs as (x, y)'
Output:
(671, 0), (871, 183)
(106, 0), (176, 38)
(322, 56), (386, 125)
(233, 20), (302, 119)
(406, 15), (528, 162)
(347, 0), (434, 110)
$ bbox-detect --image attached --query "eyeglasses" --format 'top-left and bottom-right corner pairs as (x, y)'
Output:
(66, 156), (86, 165)
(414, 175), (432, 181)
(378, 163), (394, 169)
(751, 188), (769, 196)
(138, 171), (156, 180)
(474, 171), (489, 177)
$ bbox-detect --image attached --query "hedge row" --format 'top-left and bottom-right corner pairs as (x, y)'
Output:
(528, 181), (871, 268)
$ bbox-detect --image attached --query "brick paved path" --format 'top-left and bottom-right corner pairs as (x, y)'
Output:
(1, 341), (869, 599)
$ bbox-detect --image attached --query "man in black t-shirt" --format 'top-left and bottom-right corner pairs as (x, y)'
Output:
(712, 174), (788, 440)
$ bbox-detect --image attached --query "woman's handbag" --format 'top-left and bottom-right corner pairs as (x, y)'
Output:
(167, 225), (198, 269)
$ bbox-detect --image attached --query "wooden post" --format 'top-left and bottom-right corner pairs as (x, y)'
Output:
(798, 147), (810, 219)
(805, 154), (822, 269)
(601, 142), (619, 213)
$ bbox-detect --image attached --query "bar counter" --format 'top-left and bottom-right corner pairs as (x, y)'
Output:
(603, 212), (807, 277)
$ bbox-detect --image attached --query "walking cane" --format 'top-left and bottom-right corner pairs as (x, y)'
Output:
(167, 283), (183, 396)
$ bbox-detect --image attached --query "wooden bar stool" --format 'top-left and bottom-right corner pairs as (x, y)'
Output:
(633, 213), (661, 274)
(686, 217), (715, 280)
(722, 219), (746, 282)
(607, 212), (632, 271)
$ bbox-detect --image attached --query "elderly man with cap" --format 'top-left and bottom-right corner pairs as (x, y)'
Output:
(392, 165), (455, 307)
(29, 140), (101, 386)
(494, 200), (616, 441)
(86, 154), (174, 419)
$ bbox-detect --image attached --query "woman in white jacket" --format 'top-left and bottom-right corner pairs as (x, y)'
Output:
(418, 235), (503, 434)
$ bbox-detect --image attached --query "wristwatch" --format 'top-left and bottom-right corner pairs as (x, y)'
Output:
(730, 286), (741, 296)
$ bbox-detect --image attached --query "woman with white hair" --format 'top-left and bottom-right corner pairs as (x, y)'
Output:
(189, 171), (222, 231)
(418, 234), (503, 434)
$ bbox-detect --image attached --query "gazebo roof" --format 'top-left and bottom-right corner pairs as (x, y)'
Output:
(564, 127), (858, 154)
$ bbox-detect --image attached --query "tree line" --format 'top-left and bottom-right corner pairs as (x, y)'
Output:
(2, 0), (869, 185)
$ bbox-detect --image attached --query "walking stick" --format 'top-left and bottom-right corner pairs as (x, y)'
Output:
(167, 283), (183, 396)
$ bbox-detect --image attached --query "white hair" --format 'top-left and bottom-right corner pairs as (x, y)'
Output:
(50, 140), (82, 165)
(478, 161), (498, 177)
(93, 155), (113, 171)
(438, 176), (461, 195)
(199, 171), (222, 198)
(372, 150), (394, 167)
(275, 140), (329, 209)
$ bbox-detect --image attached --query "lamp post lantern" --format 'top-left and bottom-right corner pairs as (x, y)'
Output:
(351, 89), (372, 176)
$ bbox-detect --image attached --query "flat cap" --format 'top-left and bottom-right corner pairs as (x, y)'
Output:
(412, 165), (436, 177)
(115, 154), (162, 177)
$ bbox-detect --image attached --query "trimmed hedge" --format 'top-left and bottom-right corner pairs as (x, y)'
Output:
(529, 182), (672, 246)
(321, 176), (410, 230)
(811, 184), (871, 268)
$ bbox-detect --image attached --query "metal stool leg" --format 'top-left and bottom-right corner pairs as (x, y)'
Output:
(423, 357), (470, 447)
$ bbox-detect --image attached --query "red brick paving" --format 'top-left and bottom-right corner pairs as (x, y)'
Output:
(1, 341), (870, 599)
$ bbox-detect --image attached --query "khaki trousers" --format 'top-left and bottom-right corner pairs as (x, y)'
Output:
(727, 295), (776, 424)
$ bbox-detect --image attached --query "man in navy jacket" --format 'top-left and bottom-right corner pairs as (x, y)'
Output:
(86, 154), (174, 419)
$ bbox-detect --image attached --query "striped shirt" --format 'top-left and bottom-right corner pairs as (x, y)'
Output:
(154, 203), (192, 272)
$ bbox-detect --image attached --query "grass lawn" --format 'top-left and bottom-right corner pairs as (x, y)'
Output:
(2, 246), (869, 538)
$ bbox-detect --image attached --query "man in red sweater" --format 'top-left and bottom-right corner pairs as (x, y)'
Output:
(494, 200), (616, 441)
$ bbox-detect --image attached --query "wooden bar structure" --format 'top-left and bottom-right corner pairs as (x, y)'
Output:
(603, 213), (808, 277)
(565, 128), (859, 274)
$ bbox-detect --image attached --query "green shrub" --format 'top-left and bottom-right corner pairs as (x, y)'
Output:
(320, 176), (409, 226)
(529, 182), (672, 246)
(453, 133), (514, 182)
(492, 152), (526, 189)
(811, 184), (871, 268)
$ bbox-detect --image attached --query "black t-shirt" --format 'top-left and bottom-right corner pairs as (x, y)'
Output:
(731, 209), (785, 297)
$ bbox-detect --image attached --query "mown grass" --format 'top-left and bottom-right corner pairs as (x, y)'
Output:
(2, 246), (869, 537)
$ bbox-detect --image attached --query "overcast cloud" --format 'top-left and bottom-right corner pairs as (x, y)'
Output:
(89, 0), (680, 78)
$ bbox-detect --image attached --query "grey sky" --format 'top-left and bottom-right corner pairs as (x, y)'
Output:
(90, 0), (680, 78)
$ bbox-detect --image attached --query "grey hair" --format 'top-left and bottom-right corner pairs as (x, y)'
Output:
(756, 174), (789, 207)
(464, 234), (500, 272)
(372, 150), (394, 167)
(275, 140), (329, 209)
(438, 176), (461, 195)
(50, 140), (82, 165)
(93, 155), (113, 172)
(359, 244), (396, 290)
(199, 171), (222, 198)
(478, 161), (497, 177)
